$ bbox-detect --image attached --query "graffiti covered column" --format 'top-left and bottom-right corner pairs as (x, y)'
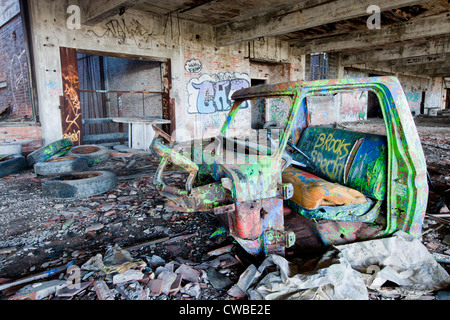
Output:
(60, 47), (83, 146)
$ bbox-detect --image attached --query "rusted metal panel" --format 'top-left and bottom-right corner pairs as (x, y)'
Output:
(161, 60), (174, 135)
(60, 47), (83, 146)
(228, 201), (262, 240)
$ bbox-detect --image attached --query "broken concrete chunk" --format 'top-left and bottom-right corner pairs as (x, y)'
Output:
(10, 280), (67, 300)
(227, 284), (247, 298)
(81, 245), (146, 274)
(93, 280), (115, 300)
(116, 281), (147, 300)
(180, 283), (201, 299)
(146, 255), (166, 269)
(112, 269), (144, 284)
(170, 274), (183, 296)
(157, 271), (177, 295)
(56, 282), (91, 298)
(148, 279), (164, 295)
(176, 264), (200, 283)
(205, 268), (233, 289)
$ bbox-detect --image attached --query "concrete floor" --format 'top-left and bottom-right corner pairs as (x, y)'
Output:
(0, 117), (449, 300)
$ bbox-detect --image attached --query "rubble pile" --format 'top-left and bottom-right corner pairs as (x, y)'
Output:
(0, 152), (247, 300)
(1, 120), (450, 300)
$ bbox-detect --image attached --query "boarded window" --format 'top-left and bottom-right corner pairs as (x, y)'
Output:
(310, 53), (328, 81)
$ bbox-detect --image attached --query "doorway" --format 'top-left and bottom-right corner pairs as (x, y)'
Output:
(59, 47), (173, 146)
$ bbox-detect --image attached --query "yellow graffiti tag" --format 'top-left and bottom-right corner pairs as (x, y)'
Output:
(63, 130), (80, 145)
(310, 133), (351, 180)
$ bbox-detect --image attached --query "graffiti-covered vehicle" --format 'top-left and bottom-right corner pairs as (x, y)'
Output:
(150, 77), (428, 257)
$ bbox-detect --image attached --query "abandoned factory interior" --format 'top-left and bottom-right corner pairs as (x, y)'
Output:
(1, 0), (450, 305)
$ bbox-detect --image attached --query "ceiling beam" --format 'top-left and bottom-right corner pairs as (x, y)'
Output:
(294, 13), (450, 55)
(372, 58), (450, 70)
(214, 0), (429, 46)
(350, 59), (450, 77)
(401, 67), (450, 77)
(341, 37), (450, 65)
(82, 0), (147, 26)
(360, 54), (450, 69)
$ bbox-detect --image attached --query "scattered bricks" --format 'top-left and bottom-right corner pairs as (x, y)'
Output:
(85, 223), (104, 233)
(176, 264), (200, 283)
(180, 283), (201, 299)
(227, 284), (247, 299)
(112, 269), (144, 285)
(99, 204), (115, 212)
(207, 245), (234, 257)
(103, 210), (116, 217)
(148, 279), (164, 295)
(109, 152), (134, 158)
(169, 274), (183, 296)
(0, 247), (17, 255)
(158, 271), (177, 295)
(427, 242), (440, 251)
(205, 268), (233, 289)
(443, 235), (450, 246)
(9, 280), (67, 300)
(56, 282), (91, 298)
(116, 281), (147, 300)
(93, 280), (115, 300)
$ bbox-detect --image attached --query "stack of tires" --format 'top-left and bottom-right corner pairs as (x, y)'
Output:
(26, 139), (117, 199)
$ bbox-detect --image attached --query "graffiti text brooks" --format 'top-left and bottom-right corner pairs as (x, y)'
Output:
(187, 72), (250, 114)
(311, 133), (351, 180)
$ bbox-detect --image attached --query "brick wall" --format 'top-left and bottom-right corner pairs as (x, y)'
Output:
(1, 125), (43, 155)
(0, 14), (33, 119)
(0, 13), (42, 155)
(105, 57), (163, 118)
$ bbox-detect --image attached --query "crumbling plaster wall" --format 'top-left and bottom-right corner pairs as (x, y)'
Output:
(27, 0), (305, 145)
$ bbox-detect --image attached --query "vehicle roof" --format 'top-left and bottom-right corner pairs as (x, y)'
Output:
(231, 76), (402, 101)
(231, 81), (303, 100)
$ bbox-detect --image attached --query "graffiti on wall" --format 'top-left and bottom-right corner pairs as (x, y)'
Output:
(61, 64), (82, 145)
(8, 49), (28, 112)
(341, 92), (367, 121)
(89, 18), (153, 48)
(45, 81), (63, 96)
(405, 91), (421, 113)
(187, 72), (250, 114)
(185, 59), (203, 73)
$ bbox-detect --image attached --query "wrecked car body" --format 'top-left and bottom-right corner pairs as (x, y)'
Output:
(150, 77), (428, 257)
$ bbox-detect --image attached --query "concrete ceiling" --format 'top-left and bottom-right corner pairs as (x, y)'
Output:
(82, 0), (450, 77)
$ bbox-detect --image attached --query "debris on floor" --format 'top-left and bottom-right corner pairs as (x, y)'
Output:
(1, 118), (450, 300)
(233, 232), (450, 300)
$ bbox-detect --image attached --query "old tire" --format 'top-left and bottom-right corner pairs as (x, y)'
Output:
(66, 145), (109, 166)
(0, 155), (28, 178)
(34, 156), (89, 176)
(26, 139), (73, 167)
(42, 171), (117, 198)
